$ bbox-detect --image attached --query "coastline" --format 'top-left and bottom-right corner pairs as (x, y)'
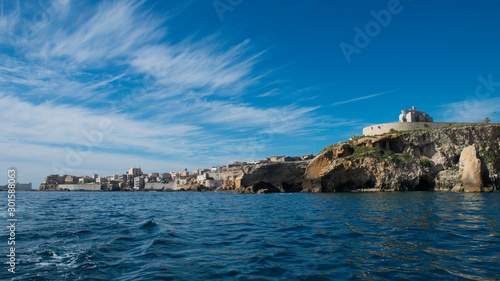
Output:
(36, 124), (500, 194)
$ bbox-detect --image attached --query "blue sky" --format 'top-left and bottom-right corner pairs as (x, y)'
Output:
(1, 0), (500, 187)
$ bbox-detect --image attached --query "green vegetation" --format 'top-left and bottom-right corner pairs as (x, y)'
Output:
(421, 158), (431, 167)
(352, 145), (377, 157)
(450, 165), (459, 171)
(318, 125), (500, 167)
(379, 123), (500, 136)
(402, 154), (413, 162)
(350, 145), (415, 164)
(319, 140), (428, 169)
(383, 150), (395, 158)
(351, 146), (379, 157)
(320, 144), (338, 154)
(350, 135), (376, 141)
(479, 147), (499, 164)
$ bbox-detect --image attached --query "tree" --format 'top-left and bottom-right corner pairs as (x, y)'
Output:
(484, 117), (491, 124)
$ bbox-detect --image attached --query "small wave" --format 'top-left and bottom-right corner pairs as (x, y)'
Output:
(140, 219), (159, 229)
(35, 248), (94, 270)
(39, 249), (56, 257)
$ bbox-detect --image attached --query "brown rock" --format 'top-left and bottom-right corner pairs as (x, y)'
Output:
(334, 143), (353, 158)
(434, 168), (460, 191)
(458, 145), (486, 192)
(221, 161), (309, 193)
(304, 150), (333, 180)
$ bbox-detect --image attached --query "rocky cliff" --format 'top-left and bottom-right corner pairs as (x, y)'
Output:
(219, 161), (310, 193)
(220, 125), (499, 193)
(303, 124), (499, 193)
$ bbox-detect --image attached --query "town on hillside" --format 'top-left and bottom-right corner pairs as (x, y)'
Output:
(38, 154), (315, 192)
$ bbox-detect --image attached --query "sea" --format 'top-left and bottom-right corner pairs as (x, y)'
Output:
(1, 191), (499, 280)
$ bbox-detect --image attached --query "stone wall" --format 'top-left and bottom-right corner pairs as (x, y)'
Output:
(58, 184), (101, 191)
(144, 182), (168, 190)
(363, 122), (476, 136)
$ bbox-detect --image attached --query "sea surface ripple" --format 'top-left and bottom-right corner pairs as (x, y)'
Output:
(1, 191), (499, 280)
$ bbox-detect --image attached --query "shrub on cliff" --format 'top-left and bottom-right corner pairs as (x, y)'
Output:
(421, 158), (431, 167)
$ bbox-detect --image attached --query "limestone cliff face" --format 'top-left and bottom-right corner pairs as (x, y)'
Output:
(304, 125), (500, 192)
(220, 162), (310, 193)
(303, 156), (427, 192)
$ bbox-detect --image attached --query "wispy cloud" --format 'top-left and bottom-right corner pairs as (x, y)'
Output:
(131, 38), (261, 93)
(256, 89), (280, 98)
(0, 0), (330, 186)
(331, 89), (399, 106)
(0, 95), (201, 155)
(39, 0), (165, 64)
(436, 97), (500, 122)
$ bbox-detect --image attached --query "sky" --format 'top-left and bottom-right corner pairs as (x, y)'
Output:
(1, 0), (500, 188)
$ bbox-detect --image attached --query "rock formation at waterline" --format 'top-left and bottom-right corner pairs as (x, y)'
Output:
(220, 161), (310, 194)
(303, 125), (499, 192)
(220, 125), (499, 193)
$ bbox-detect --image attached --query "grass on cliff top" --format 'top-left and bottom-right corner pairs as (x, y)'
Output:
(320, 144), (336, 154)
(350, 145), (415, 163)
(351, 146), (390, 159)
(320, 140), (420, 168)
(321, 142), (412, 161)
(381, 123), (499, 135)
(350, 135), (377, 141)
(320, 142), (348, 154)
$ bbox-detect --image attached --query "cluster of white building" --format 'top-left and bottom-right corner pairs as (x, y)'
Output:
(47, 166), (225, 191)
(42, 153), (317, 192)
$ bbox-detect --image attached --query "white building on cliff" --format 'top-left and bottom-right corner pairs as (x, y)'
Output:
(399, 106), (434, 122)
(363, 106), (477, 136)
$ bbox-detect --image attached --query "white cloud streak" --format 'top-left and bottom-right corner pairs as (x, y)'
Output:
(331, 89), (400, 106)
(0, 0), (334, 186)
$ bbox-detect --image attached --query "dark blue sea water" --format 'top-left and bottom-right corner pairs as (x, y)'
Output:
(1, 191), (499, 280)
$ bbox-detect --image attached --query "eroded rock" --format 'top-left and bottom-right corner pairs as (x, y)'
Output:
(456, 145), (489, 192)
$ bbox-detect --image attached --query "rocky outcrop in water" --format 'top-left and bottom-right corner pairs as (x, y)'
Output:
(451, 145), (491, 192)
(219, 162), (310, 193)
(303, 125), (499, 193)
(219, 125), (499, 193)
(181, 183), (213, 192)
